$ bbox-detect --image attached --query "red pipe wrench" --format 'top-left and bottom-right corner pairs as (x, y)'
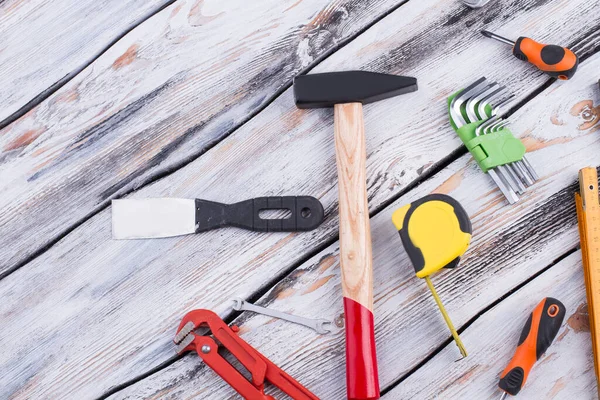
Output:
(174, 309), (319, 400)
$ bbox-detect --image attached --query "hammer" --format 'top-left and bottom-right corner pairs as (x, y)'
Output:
(294, 71), (417, 400)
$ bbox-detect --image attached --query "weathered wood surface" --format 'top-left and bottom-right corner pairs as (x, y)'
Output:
(385, 251), (596, 400)
(0, 0), (412, 275)
(110, 255), (596, 400)
(108, 52), (600, 399)
(1, 0), (599, 399)
(2, 0), (598, 277)
(0, 0), (173, 125)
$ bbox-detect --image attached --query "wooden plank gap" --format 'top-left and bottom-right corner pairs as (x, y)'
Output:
(380, 245), (580, 396)
(97, 354), (182, 400)
(0, 0), (178, 132)
(569, 24), (600, 58)
(0, 201), (110, 280)
(370, 146), (469, 214)
(97, 171), (583, 399)
(98, 0), (414, 202)
(0, 0), (416, 281)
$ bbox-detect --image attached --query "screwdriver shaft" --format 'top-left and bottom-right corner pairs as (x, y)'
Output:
(424, 276), (468, 358)
(481, 30), (515, 46)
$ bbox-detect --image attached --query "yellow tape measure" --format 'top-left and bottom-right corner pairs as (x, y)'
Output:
(576, 167), (600, 392)
(392, 194), (472, 278)
(392, 194), (472, 358)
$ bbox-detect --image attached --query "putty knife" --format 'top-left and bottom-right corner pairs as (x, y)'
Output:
(112, 196), (324, 239)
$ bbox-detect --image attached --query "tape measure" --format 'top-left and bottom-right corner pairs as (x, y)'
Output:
(392, 194), (472, 278)
(392, 194), (472, 357)
(575, 167), (600, 392)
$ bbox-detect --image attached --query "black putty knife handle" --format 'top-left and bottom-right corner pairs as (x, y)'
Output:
(195, 196), (324, 232)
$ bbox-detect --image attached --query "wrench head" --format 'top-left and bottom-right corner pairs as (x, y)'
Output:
(315, 320), (333, 335)
(231, 297), (244, 311)
(478, 86), (508, 118)
(486, 119), (504, 134)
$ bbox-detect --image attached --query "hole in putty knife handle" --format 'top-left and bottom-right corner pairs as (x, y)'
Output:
(196, 197), (324, 232)
(259, 209), (292, 220)
(250, 196), (324, 232)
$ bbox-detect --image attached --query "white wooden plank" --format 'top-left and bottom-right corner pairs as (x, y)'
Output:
(110, 255), (596, 400)
(106, 53), (600, 399)
(383, 251), (595, 400)
(0, 0), (172, 124)
(1, 0), (599, 398)
(2, 0), (599, 277)
(0, 0), (411, 274)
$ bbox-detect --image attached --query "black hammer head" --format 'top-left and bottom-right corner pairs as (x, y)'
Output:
(293, 71), (417, 109)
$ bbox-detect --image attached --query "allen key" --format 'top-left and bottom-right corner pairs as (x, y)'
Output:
(448, 77), (538, 204)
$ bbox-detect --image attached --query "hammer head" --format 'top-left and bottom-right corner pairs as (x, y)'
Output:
(293, 71), (417, 109)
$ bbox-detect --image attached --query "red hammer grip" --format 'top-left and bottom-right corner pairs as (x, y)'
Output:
(344, 297), (380, 400)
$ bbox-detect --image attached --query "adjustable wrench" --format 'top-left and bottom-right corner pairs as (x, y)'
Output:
(231, 297), (333, 334)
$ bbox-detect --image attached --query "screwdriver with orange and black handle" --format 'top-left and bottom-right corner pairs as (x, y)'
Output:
(482, 30), (579, 80)
(497, 297), (566, 399)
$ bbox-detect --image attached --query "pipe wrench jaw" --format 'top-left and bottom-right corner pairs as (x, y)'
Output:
(173, 321), (197, 354)
(173, 310), (240, 355)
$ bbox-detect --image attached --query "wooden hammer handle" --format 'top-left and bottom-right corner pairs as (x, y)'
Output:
(334, 102), (380, 400)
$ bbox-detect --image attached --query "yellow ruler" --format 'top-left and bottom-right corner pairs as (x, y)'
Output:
(576, 167), (600, 394)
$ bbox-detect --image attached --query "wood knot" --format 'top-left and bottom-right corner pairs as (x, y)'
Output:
(567, 303), (589, 333)
(334, 313), (345, 328)
(112, 44), (139, 69)
(570, 100), (599, 131)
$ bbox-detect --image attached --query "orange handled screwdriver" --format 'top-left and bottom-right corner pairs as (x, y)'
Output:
(497, 297), (566, 399)
(482, 30), (579, 80)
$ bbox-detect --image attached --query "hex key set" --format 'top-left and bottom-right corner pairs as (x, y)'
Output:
(448, 77), (538, 203)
